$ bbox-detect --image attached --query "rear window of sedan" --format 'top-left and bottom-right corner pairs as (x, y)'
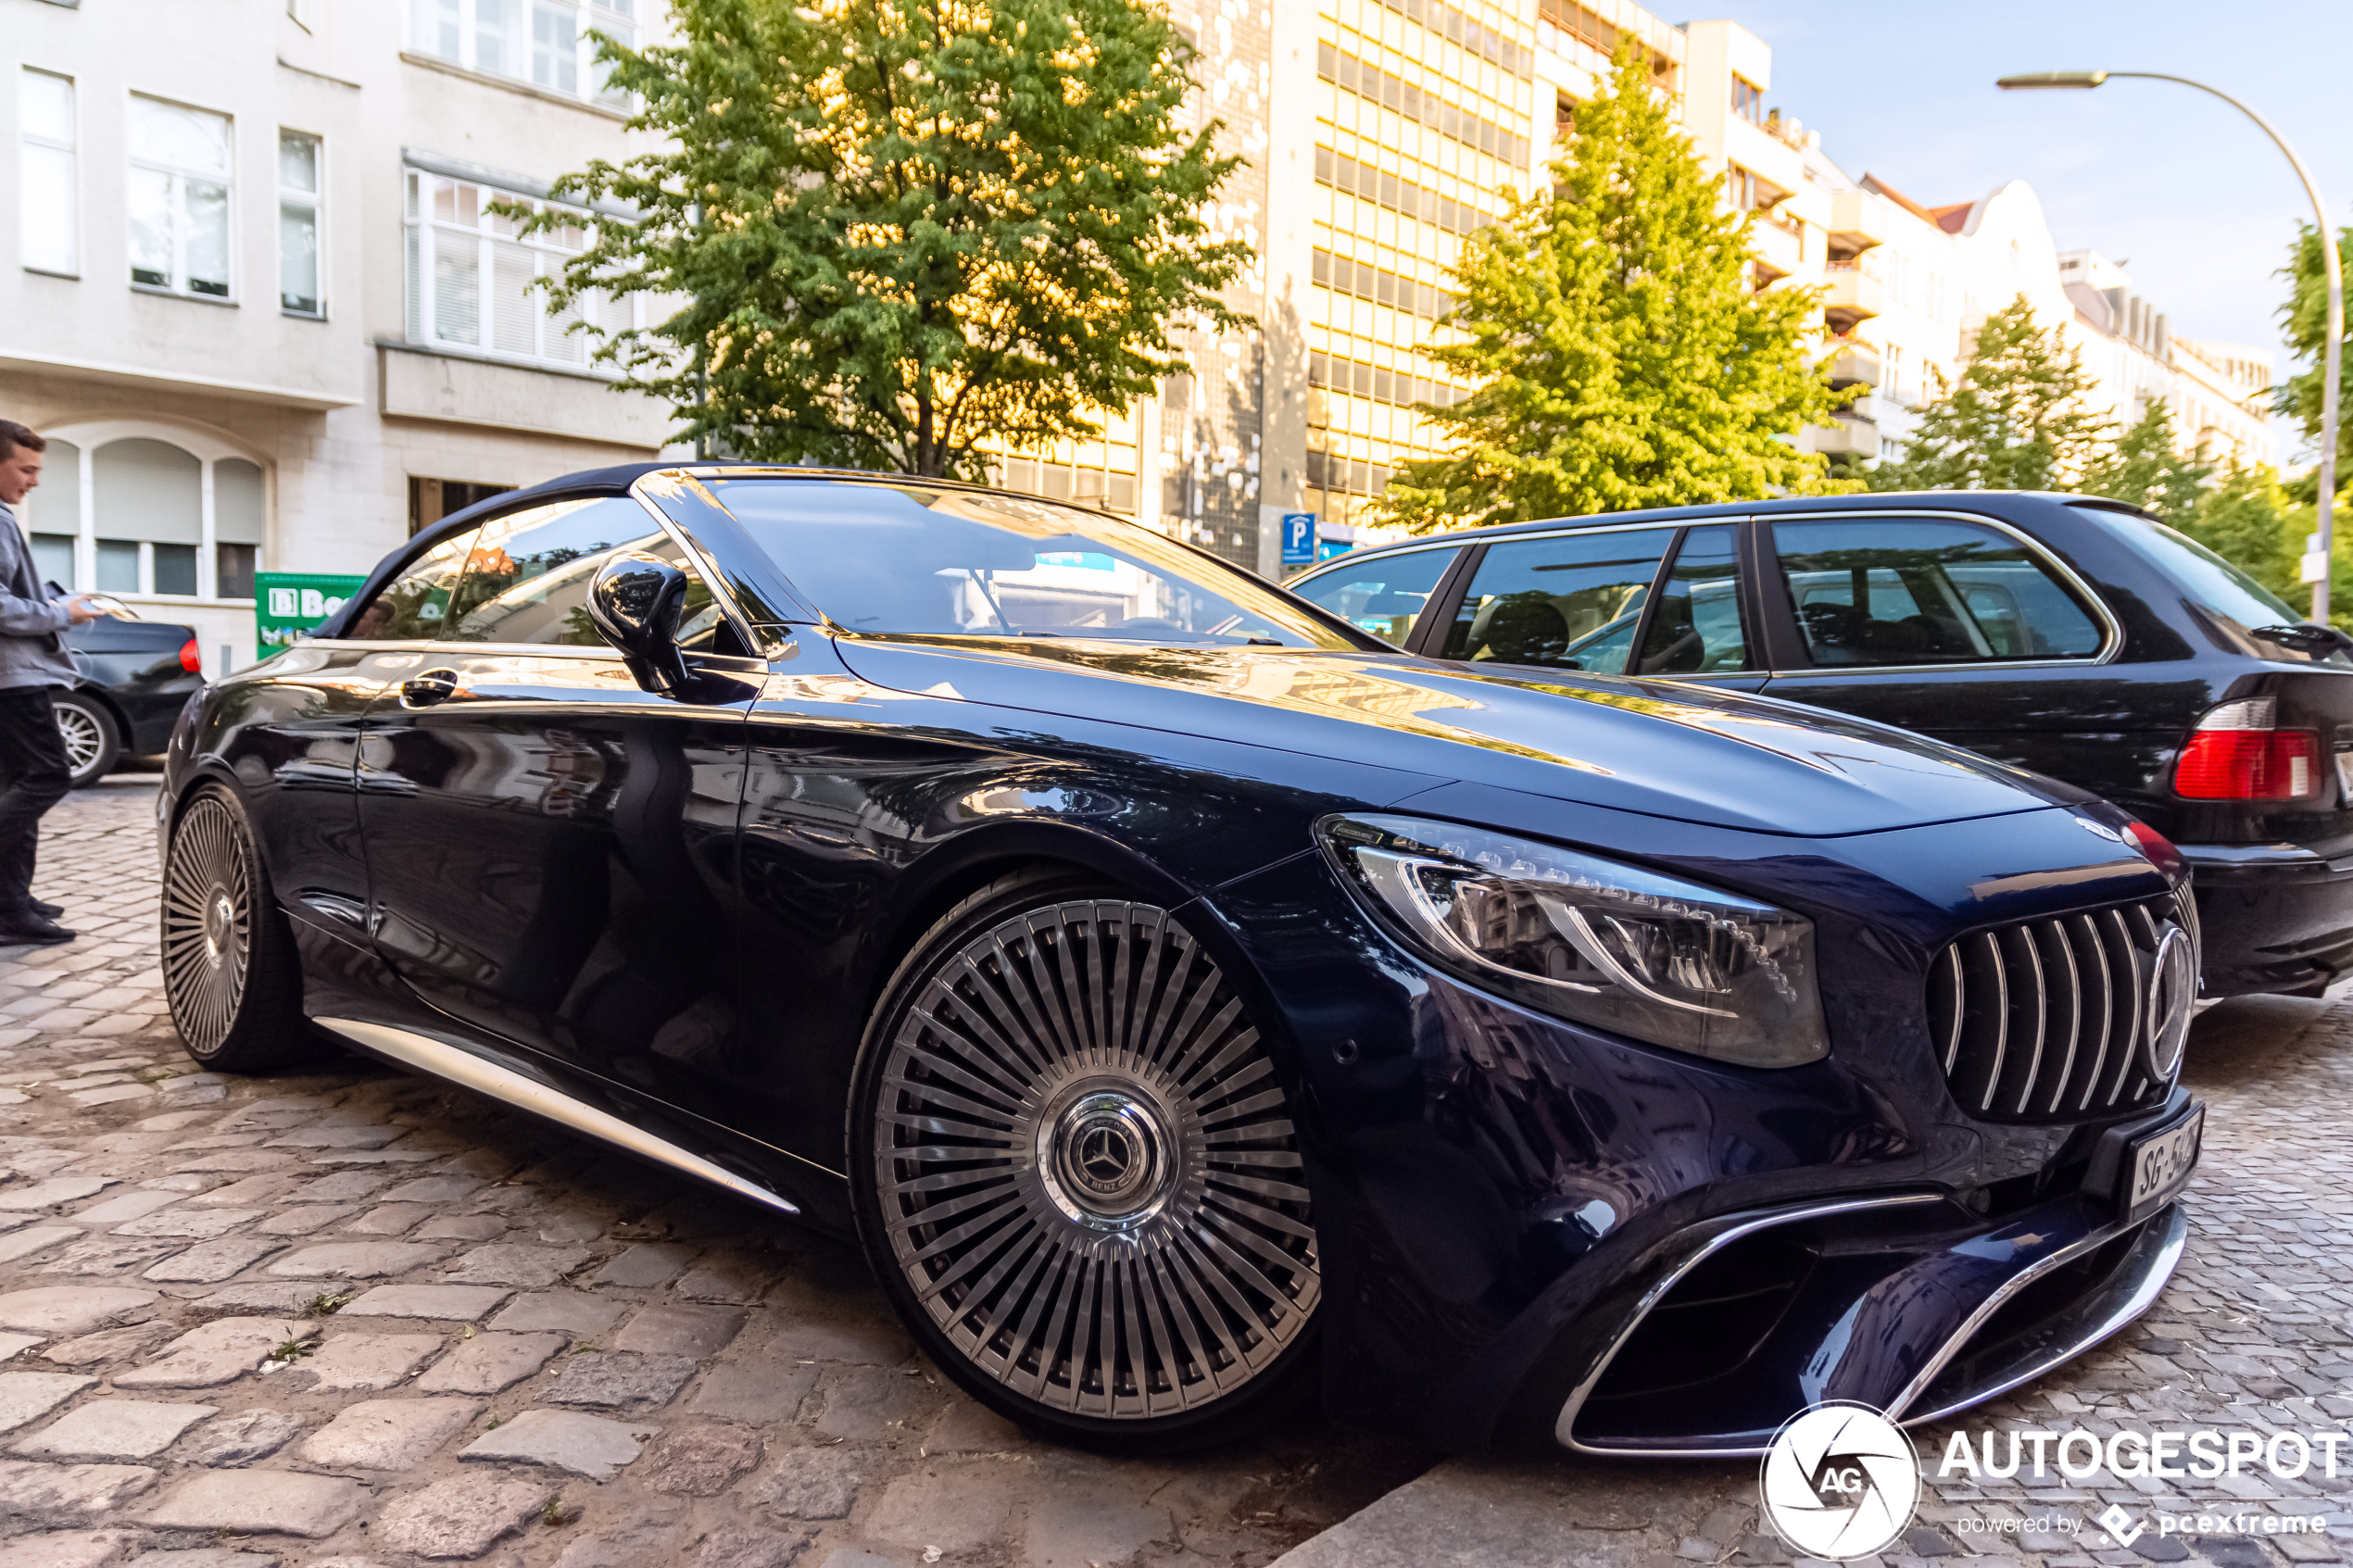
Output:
(708, 480), (1362, 650)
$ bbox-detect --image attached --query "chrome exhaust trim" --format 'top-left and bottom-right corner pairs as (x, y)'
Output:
(1894, 1200), (2186, 1427)
(316, 1016), (800, 1217)
(1553, 1191), (1944, 1456)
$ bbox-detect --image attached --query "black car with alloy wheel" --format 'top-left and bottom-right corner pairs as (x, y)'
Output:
(1291, 492), (2353, 1001)
(58, 604), (204, 787)
(157, 467), (2202, 1454)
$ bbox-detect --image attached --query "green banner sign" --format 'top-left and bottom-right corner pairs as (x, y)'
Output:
(256, 571), (369, 660)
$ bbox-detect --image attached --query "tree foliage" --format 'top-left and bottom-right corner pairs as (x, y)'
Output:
(2078, 401), (2212, 526)
(519, 0), (1249, 476)
(2276, 222), (2353, 471)
(1867, 295), (2113, 494)
(2173, 463), (2306, 605)
(1377, 42), (1848, 533)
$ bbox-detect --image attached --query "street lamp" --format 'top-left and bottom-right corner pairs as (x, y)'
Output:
(1998, 70), (2342, 625)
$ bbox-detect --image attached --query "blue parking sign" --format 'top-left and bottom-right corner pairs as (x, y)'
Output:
(1280, 513), (1317, 566)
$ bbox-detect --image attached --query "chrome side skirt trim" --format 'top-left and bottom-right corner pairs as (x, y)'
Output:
(316, 1017), (799, 1217)
(1895, 1201), (2186, 1428)
(1553, 1191), (1944, 1455)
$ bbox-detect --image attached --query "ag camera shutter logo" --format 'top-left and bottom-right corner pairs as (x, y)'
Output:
(1759, 1402), (1921, 1561)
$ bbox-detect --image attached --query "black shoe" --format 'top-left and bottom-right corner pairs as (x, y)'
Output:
(0, 914), (75, 947)
(30, 901), (60, 920)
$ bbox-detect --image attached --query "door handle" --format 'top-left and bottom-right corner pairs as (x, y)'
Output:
(399, 668), (460, 709)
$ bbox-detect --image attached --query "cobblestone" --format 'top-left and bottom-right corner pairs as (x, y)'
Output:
(0, 786), (1432, 1565)
(458, 1408), (655, 1480)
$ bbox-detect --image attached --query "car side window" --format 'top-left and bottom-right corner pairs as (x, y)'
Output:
(346, 527), (482, 640)
(1637, 525), (1748, 675)
(1289, 548), (1456, 646)
(445, 497), (657, 646)
(1441, 529), (1678, 673)
(440, 496), (747, 657)
(1772, 518), (2104, 668)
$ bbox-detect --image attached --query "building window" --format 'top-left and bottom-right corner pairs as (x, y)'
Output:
(1730, 75), (1765, 127)
(216, 458), (265, 598)
(403, 169), (636, 369)
(410, 0), (636, 107)
(127, 95), (233, 299)
(1726, 164), (1774, 211)
(32, 431), (268, 601)
(279, 131), (322, 316)
(19, 69), (77, 277)
(408, 476), (514, 535)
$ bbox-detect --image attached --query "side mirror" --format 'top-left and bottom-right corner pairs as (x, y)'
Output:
(589, 551), (692, 696)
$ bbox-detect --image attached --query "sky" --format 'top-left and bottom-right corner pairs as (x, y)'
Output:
(1727, 0), (2350, 458)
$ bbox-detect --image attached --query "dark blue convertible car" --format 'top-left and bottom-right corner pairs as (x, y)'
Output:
(157, 467), (2201, 1454)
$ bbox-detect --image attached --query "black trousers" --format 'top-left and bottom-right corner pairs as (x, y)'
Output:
(0, 685), (69, 919)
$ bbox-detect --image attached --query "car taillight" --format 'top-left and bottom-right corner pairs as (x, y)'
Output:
(178, 638), (202, 675)
(2174, 696), (2319, 800)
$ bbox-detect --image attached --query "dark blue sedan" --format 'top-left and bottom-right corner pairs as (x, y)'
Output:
(156, 467), (2201, 1455)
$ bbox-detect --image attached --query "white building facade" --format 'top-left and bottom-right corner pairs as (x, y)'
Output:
(6, 0), (2277, 635)
(5, 0), (685, 672)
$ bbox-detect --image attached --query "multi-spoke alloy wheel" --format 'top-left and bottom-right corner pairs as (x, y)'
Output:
(860, 890), (1320, 1441)
(50, 694), (118, 788)
(160, 788), (312, 1070)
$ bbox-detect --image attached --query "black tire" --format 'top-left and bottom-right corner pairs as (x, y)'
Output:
(160, 784), (321, 1071)
(52, 692), (120, 790)
(849, 867), (1323, 1451)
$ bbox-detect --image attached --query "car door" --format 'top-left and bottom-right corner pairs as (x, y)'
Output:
(357, 494), (765, 1090)
(1416, 522), (1770, 693)
(1754, 512), (2140, 792)
(223, 525), (483, 957)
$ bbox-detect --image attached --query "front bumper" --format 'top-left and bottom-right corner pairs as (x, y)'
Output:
(2184, 842), (2353, 997)
(1553, 1192), (2187, 1455)
(1549, 1098), (2198, 1455)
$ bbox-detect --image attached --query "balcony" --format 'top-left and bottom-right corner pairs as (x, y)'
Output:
(1751, 214), (1804, 282)
(1828, 191), (1890, 256)
(1824, 342), (1881, 390)
(1808, 411), (1880, 459)
(1821, 262), (1883, 332)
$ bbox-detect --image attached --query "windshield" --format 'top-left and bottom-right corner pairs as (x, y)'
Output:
(2104, 513), (2348, 665)
(707, 480), (1361, 650)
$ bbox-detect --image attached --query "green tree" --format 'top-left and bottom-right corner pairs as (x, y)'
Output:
(2078, 400), (2212, 525)
(1377, 41), (1847, 533)
(2175, 463), (2304, 604)
(2276, 223), (2353, 471)
(518, 0), (1249, 477)
(1869, 295), (2113, 493)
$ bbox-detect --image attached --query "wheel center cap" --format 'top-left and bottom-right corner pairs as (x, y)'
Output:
(202, 892), (233, 963)
(1044, 1090), (1168, 1223)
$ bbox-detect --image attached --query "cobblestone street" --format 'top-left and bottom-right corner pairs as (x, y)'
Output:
(0, 781), (1433, 1568)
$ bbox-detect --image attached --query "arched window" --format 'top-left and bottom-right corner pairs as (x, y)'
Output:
(28, 423), (269, 600)
(94, 438), (202, 595)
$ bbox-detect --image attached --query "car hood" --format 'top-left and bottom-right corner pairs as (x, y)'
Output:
(828, 636), (2073, 837)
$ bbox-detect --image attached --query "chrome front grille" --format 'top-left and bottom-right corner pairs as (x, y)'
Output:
(1926, 894), (2194, 1124)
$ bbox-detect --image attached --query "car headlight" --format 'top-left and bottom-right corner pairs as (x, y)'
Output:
(1319, 814), (1828, 1068)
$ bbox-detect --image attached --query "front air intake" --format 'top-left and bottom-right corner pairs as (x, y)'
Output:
(1926, 895), (2195, 1124)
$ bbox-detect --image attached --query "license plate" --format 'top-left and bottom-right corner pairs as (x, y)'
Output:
(2124, 1107), (2202, 1219)
(2337, 749), (2353, 799)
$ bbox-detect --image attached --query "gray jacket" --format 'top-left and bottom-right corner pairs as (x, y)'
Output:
(0, 503), (77, 692)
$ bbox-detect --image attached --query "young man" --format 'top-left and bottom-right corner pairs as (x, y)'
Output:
(0, 420), (103, 946)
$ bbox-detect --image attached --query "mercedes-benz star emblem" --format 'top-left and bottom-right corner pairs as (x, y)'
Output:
(1078, 1124), (1135, 1191)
